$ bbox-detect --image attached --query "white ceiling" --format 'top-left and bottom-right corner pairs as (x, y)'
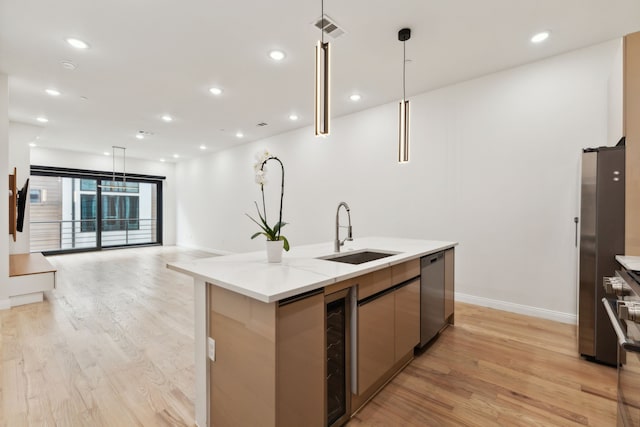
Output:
(1, 0), (640, 162)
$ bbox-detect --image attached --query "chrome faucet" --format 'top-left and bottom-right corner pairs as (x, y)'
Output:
(335, 202), (353, 252)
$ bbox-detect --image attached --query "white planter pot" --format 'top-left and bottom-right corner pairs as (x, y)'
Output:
(266, 240), (284, 263)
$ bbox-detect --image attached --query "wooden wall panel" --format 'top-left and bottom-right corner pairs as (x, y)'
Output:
(625, 31), (640, 254)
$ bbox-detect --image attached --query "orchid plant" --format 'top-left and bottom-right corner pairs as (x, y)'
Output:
(246, 150), (290, 251)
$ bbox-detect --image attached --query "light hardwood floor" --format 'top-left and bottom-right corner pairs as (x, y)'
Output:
(0, 247), (211, 426)
(1, 247), (617, 426)
(351, 305), (617, 426)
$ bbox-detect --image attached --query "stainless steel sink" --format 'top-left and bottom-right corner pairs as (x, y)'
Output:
(318, 250), (398, 265)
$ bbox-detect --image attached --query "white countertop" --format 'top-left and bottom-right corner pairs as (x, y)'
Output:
(167, 237), (457, 303)
(616, 255), (640, 271)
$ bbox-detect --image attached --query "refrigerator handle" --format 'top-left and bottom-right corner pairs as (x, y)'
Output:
(574, 217), (579, 247)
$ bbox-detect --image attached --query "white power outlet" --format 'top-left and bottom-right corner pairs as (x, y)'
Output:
(208, 337), (216, 362)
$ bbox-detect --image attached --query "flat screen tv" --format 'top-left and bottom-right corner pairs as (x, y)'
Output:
(16, 178), (29, 232)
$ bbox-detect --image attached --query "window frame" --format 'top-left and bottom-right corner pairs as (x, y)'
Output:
(30, 165), (165, 255)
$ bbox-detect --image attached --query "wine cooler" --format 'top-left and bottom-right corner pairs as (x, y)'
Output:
(325, 289), (351, 427)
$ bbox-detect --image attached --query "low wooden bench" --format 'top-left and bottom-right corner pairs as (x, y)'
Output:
(8, 253), (57, 307)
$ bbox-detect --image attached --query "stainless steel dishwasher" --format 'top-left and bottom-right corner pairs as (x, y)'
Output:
(419, 251), (445, 347)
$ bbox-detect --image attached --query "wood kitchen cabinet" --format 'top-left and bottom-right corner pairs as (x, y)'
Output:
(625, 31), (640, 255)
(354, 260), (421, 411)
(276, 291), (325, 427)
(357, 267), (392, 299)
(444, 248), (455, 324)
(175, 238), (457, 427)
(201, 251), (452, 426)
(208, 286), (325, 427)
(391, 259), (420, 285)
(357, 291), (395, 394)
(394, 279), (420, 361)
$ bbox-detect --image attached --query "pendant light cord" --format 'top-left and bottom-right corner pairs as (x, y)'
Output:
(321, 0), (324, 44)
(402, 40), (406, 101)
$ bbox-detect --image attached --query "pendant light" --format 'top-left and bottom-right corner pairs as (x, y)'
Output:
(98, 146), (132, 190)
(315, 0), (330, 136)
(398, 28), (411, 163)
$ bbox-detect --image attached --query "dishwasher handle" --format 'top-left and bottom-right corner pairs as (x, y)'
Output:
(423, 251), (444, 266)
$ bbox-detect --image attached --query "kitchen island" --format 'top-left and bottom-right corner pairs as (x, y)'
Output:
(168, 237), (457, 427)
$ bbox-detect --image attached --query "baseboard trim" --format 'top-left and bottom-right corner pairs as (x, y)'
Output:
(0, 298), (10, 310)
(455, 292), (576, 324)
(10, 292), (44, 307)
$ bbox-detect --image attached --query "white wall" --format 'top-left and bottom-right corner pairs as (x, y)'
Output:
(0, 74), (10, 307)
(30, 148), (177, 245)
(8, 122), (42, 254)
(175, 40), (620, 322)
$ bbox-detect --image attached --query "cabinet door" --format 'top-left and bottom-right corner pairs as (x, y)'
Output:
(394, 279), (420, 361)
(391, 259), (420, 285)
(357, 292), (395, 394)
(444, 248), (455, 323)
(357, 268), (392, 300)
(276, 291), (325, 427)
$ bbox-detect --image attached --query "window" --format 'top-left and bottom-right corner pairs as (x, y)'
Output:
(30, 189), (42, 204)
(80, 194), (97, 232)
(30, 165), (163, 253)
(102, 195), (139, 231)
(80, 180), (97, 191)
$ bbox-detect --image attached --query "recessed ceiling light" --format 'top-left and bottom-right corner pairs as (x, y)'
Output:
(161, 114), (173, 122)
(29, 142), (37, 147)
(269, 50), (286, 61)
(199, 145), (207, 150)
(350, 94), (361, 102)
(289, 114), (299, 121)
(36, 116), (49, 123)
(103, 151), (110, 156)
(235, 132), (244, 138)
(45, 89), (61, 96)
(173, 154), (179, 159)
(160, 158), (166, 162)
(65, 38), (90, 49)
(531, 31), (550, 43)
(136, 130), (153, 139)
(61, 60), (77, 70)
(209, 87), (223, 96)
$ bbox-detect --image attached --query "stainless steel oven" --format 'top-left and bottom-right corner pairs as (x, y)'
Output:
(603, 270), (640, 426)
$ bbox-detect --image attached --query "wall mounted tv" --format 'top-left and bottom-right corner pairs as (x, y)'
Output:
(16, 178), (29, 232)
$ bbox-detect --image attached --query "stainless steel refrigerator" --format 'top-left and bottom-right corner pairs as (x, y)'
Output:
(578, 145), (625, 366)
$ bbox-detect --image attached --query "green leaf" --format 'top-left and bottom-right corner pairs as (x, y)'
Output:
(273, 221), (288, 234)
(245, 214), (270, 235)
(279, 235), (290, 251)
(254, 201), (268, 227)
(251, 232), (266, 240)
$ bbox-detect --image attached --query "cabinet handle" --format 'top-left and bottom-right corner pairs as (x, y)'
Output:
(278, 288), (323, 306)
(574, 217), (579, 248)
